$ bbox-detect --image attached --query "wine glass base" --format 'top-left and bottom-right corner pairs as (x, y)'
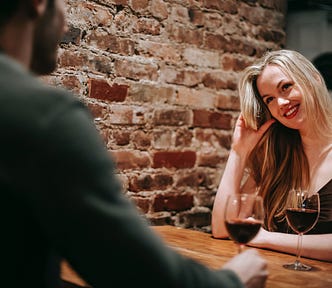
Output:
(283, 261), (312, 271)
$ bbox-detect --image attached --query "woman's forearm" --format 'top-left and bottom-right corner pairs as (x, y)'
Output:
(249, 229), (332, 262)
(211, 149), (249, 238)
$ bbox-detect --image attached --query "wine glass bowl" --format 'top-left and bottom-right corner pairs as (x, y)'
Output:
(224, 194), (264, 253)
(283, 189), (320, 271)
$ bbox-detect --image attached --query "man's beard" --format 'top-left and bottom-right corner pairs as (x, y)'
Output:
(30, 45), (58, 75)
(30, 8), (59, 75)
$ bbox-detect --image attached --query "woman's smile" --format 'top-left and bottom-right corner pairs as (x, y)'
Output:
(284, 104), (300, 119)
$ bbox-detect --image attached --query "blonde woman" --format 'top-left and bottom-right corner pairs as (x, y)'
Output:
(212, 49), (332, 262)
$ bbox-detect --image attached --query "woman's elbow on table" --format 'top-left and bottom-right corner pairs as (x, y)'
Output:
(211, 221), (228, 239)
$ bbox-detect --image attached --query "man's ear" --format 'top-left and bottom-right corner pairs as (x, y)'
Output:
(25, 0), (48, 19)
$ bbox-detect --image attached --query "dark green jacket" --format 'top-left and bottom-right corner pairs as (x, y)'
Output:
(0, 53), (243, 288)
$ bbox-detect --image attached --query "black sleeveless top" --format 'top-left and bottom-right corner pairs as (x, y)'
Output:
(274, 179), (332, 234)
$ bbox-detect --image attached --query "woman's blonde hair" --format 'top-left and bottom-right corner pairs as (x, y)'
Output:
(238, 49), (332, 230)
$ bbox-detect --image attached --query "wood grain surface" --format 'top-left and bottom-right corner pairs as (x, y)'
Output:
(61, 225), (332, 288)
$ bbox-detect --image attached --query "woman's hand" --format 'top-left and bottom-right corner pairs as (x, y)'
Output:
(232, 114), (275, 157)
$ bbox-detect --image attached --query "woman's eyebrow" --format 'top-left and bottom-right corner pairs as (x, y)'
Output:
(261, 79), (285, 99)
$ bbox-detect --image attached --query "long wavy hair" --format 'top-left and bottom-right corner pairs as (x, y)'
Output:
(238, 49), (332, 230)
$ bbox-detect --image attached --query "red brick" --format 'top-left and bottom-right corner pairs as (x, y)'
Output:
(197, 153), (226, 167)
(129, 173), (173, 192)
(58, 49), (87, 68)
(153, 109), (191, 126)
(215, 94), (240, 111)
(228, 38), (257, 56)
(61, 25), (81, 45)
(188, 8), (204, 26)
(130, 174), (153, 191)
(66, 1), (114, 27)
(194, 129), (233, 150)
(161, 67), (202, 86)
(133, 18), (161, 35)
(204, 33), (229, 51)
(193, 110), (232, 129)
(221, 54), (253, 71)
(203, 0), (237, 14)
(115, 59), (158, 81)
(168, 25), (203, 46)
(183, 47), (218, 68)
(137, 41), (181, 63)
(175, 128), (193, 147)
(87, 31), (135, 55)
(130, 0), (149, 10)
(153, 130), (172, 149)
(129, 83), (175, 104)
(132, 130), (151, 149)
(113, 9), (136, 32)
(153, 192), (194, 212)
(176, 171), (212, 187)
(150, 0), (168, 20)
(202, 72), (237, 90)
(130, 196), (151, 213)
(113, 130), (131, 146)
(176, 87), (216, 108)
(153, 151), (196, 169)
(258, 27), (285, 44)
(112, 150), (151, 170)
(217, 133), (233, 150)
(154, 174), (174, 189)
(106, 105), (134, 125)
(86, 103), (106, 119)
(88, 79), (128, 102)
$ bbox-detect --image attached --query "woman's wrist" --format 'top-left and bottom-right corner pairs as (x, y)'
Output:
(229, 147), (249, 164)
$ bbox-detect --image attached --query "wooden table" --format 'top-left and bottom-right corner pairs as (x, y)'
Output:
(61, 225), (332, 288)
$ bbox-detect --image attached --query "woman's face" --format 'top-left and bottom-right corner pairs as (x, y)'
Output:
(256, 64), (307, 131)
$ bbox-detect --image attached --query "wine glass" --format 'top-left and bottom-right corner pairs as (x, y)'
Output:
(283, 189), (320, 271)
(224, 194), (264, 253)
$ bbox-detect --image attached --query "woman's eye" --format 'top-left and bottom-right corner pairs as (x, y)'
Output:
(265, 96), (274, 104)
(281, 83), (292, 91)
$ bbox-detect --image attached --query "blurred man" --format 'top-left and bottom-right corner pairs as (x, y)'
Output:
(0, 0), (268, 287)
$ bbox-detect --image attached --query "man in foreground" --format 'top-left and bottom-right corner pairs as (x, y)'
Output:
(0, 0), (268, 287)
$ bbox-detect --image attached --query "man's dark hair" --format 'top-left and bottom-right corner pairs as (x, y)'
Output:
(0, 0), (55, 27)
(0, 0), (21, 25)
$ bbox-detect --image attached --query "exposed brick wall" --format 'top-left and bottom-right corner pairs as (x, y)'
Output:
(43, 0), (287, 232)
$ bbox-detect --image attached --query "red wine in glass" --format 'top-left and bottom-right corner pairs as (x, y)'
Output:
(225, 218), (262, 245)
(224, 194), (264, 253)
(283, 190), (320, 271)
(286, 208), (319, 234)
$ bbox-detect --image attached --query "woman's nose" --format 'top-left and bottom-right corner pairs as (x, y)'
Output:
(277, 97), (290, 106)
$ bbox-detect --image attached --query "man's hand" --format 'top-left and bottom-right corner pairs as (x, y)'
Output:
(222, 249), (268, 288)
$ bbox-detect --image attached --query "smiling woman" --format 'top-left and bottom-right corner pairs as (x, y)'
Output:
(211, 49), (332, 262)
(256, 65), (304, 128)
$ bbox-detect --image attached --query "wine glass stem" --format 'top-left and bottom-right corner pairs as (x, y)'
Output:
(238, 244), (244, 254)
(295, 233), (303, 265)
